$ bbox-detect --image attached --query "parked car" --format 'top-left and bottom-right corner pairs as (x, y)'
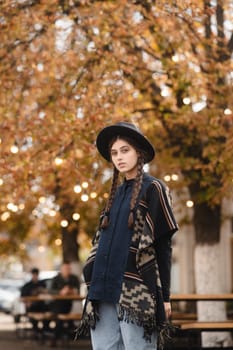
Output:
(0, 279), (24, 314)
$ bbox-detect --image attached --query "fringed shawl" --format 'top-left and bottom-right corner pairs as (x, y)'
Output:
(76, 179), (178, 349)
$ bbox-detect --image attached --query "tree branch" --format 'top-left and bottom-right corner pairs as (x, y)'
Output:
(0, 28), (46, 65)
(227, 33), (233, 53)
(216, 0), (224, 41)
(204, 0), (212, 39)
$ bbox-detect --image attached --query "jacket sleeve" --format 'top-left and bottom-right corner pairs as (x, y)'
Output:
(70, 275), (81, 291)
(146, 180), (178, 239)
(21, 283), (30, 297)
(155, 236), (172, 302)
(146, 180), (178, 301)
(50, 276), (61, 294)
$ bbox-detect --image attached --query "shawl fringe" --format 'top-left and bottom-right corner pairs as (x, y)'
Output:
(118, 304), (156, 342)
(74, 316), (89, 340)
(75, 309), (178, 350)
(157, 322), (179, 350)
(75, 300), (99, 340)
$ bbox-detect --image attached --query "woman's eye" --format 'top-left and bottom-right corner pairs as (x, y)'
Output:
(122, 148), (129, 153)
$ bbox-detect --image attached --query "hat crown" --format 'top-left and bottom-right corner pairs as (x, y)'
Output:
(115, 121), (141, 133)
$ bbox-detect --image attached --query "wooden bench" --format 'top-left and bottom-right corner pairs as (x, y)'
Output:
(170, 293), (233, 348)
(24, 312), (83, 344)
(19, 294), (85, 344)
(180, 321), (233, 332)
(15, 313), (32, 339)
(57, 313), (82, 321)
(56, 313), (83, 345)
(27, 311), (55, 321)
(171, 312), (197, 328)
(24, 311), (57, 343)
(171, 321), (233, 350)
(27, 311), (82, 327)
(170, 293), (233, 301)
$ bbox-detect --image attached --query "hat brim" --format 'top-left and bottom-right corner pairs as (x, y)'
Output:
(96, 125), (155, 163)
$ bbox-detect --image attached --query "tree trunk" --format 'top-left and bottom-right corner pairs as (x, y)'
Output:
(61, 226), (79, 263)
(193, 201), (221, 244)
(195, 244), (232, 347)
(54, 176), (80, 267)
(193, 202), (232, 347)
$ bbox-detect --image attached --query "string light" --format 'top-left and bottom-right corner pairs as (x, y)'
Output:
(55, 238), (62, 246)
(60, 219), (69, 227)
(183, 97), (191, 105)
(172, 54), (179, 62)
(90, 192), (97, 199)
(38, 245), (45, 253)
(164, 174), (179, 182)
(32, 209), (39, 216)
(74, 185), (82, 193)
(171, 174), (179, 181)
(1, 212), (10, 221)
(10, 145), (19, 154)
(54, 157), (64, 166)
(39, 196), (46, 203)
(72, 213), (80, 221)
(164, 175), (171, 182)
(7, 203), (18, 212)
(82, 181), (89, 189)
(0, 179), (3, 186)
(186, 200), (194, 208)
(81, 194), (89, 202)
(103, 193), (109, 199)
(224, 108), (232, 115)
(161, 86), (170, 97)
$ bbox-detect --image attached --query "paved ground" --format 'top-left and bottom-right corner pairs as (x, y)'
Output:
(0, 312), (92, 350)
(0, 331), (92, 350)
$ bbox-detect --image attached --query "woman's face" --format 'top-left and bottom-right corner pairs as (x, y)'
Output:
(110, 138), (138, 179)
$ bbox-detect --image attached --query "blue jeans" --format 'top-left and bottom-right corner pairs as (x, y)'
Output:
(91, 302), (157, 350)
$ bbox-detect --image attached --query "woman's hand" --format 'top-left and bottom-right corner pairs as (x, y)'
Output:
(164, 302), (172, 320)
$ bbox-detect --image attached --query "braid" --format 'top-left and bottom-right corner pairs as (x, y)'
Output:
(128, 155), (144, 229)
(101, 166), (119, 229)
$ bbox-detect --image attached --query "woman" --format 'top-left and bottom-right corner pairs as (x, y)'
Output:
(76, 121), (178, 350)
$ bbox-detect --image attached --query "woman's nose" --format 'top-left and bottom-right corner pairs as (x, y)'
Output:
(116, 153), (122, 161)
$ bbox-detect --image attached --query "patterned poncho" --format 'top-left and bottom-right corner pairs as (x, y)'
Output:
(76, 177), (178, 349)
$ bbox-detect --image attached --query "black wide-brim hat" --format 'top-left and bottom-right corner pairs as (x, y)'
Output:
(96, 121), (155, 163)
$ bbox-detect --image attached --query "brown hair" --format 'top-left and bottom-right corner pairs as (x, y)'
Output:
(100, 136), (146, 229)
